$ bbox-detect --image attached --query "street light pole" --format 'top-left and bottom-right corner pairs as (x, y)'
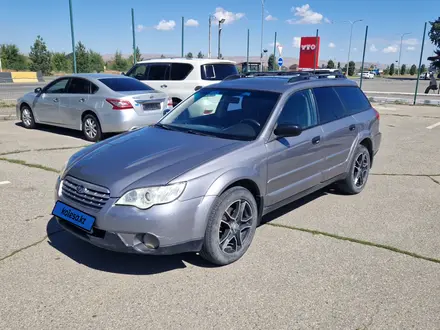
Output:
(260, 0), (265, 71)
(218, 19), (225, 59)
(398, 32), (411, 75)
(208, 16), (212, 58)
(345, 19), (363, 76)
(68, 0), (77, 73)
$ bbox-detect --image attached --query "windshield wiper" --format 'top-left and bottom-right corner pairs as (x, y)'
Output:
(183, 129), (210, 136)
(153, 123), (178, 131)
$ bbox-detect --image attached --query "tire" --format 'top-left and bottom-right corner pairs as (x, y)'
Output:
(172, 98), (181, 108)
(21, 105), (36, 129)
(338, 145), (371, 195)
(200, 186), (259, 266)
(82, 114), (102, 142)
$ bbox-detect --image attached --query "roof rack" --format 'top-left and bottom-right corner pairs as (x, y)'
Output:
(222, 70), (347, 82)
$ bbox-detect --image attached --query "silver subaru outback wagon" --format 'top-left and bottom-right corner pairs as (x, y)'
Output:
(52, 73), (381, 266)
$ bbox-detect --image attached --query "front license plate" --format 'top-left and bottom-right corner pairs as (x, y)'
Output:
(52, 201), (95, 231)
(143, 103), (160, 111)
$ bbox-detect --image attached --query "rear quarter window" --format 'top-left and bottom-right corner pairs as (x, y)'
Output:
(171, 63), (193, 80)
(334, 86), (371, 115)
(312, 87), (347, 124)
(99, 78), (154, 92)
(201, 64), (238, 81)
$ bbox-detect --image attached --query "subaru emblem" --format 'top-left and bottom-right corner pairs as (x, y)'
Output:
(76, 185), (86, 194)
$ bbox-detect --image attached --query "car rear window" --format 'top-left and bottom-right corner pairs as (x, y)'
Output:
(201, 64), (238, 81)
(334, 86), (371, 115)
(99, 78), (154, 92)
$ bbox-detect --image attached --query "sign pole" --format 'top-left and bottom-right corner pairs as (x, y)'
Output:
(131, 8), (136, 65)
(414, 22), (427, 105)
(273, 32), (277, 69)
(246, 29), (250, 74)
(359, 25), (368, 89)
(313, 29), (318, 74)
(68, 0), (77, 73)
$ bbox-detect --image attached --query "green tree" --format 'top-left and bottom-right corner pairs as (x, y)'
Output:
(89, 50), (104, 73)
(409, 64), (417, 75)
(111, 50), (129, 71)
(75, 41), (90, 73)
(400, 64), (406, 75)
(428, 17), (440, 69)
(267, 54), (279, 71)
(389, 63), (395, 76)
(337, 62), (341, 69)
(348, 61), (355, 76)
(51, 52), (70, 72)
(185, 52), (193, 59)
(160, 54), (165, 58)
(29, 35), (51, 75)
(0, 44), (28, 71)
(197, 51), (204, 59)
(128, 46), (143, 65)
(420, 64), (426, 73)
(327, 59), (335, 69)
(383, 66), (390, 75)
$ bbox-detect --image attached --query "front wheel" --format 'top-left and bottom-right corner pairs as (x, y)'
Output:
(82, 114), (102, 142)
(200, 186), (258, 266)
(21, 105), (36, 129)
(338, 145), (370, 194)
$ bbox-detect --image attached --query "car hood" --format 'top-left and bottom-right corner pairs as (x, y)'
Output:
(65, 127), (244, 197)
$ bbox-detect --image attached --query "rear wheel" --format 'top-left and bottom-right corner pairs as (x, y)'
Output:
(21, 105), (36, 129)
(338, 145), (370, 194)
(200, 186), (258, 266)
(82, 114), (102, 142)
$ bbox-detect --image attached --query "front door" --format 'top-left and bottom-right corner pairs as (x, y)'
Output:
(33, 77), (70, 124)
(265, 89), (325, 207)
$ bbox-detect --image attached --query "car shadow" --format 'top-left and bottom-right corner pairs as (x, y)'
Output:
(47, 185), (345, 275)
(15, 122), (119, 141)
(46, 217), (217, 275)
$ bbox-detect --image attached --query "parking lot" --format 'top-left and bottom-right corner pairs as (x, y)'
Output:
(0, 104), (439, 329)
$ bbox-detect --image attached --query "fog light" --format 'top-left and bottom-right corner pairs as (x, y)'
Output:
(142, 233), (159, 249)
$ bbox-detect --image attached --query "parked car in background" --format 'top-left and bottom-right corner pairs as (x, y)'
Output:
(16, 74), (172, 142)
(357, 72), (375, 79)
(124, 58), (238, 107)
(52, 73), (381, 266)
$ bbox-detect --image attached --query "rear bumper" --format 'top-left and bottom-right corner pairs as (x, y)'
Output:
(373, 132), (382, 155)
(99, 109), (164, 133)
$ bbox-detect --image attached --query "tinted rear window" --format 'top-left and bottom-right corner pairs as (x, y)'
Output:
(99, 78), (153, 92)
(201, 64), (238, 80)
(171, 63), (193, 80)
(334, 86), (371, 115)
(313, 87), (347, 124)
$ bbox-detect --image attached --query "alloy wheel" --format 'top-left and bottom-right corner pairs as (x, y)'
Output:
(353, 151), (369, 188)
(84, 118), (97, 139)
(219, 199), (253, 254)
(22, 108), (32, 127)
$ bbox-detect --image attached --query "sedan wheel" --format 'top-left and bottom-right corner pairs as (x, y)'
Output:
(200, 186), (258, 266)
(82, 114), (102, 142)
(21, 106), (36, 129)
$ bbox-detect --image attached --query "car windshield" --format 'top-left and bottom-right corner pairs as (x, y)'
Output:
(158, 88), (280, 141)
(99, 78), (154, 92)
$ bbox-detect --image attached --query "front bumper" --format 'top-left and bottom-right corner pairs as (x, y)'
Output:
(54, 177), (215, 255)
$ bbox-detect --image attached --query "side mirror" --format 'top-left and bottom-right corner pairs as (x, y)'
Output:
(274, 124), (302, 138)
(163, 108), (172, 116)
(34, 87), (42, 94)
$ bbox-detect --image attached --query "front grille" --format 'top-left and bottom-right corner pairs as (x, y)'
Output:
(61, 176), (110, 210)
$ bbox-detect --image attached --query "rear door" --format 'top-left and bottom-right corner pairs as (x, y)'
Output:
(312, 86), (358, 181)
(33, 77), (70, 124)
(144, 63), (171, 94)
(60, 78), (93, 128)
(265, 89), (324, 206)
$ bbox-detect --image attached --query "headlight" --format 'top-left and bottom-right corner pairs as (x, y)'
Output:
(115, 182), (186, 210)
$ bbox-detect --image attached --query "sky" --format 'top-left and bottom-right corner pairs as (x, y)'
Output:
(1, 0), (437, 65)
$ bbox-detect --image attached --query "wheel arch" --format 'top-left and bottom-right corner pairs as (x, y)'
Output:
(80, 110), (101, 130)
(359, 137), (373, 167)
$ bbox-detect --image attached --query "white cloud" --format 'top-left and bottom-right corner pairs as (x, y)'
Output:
(265, 14), (278, 21)
(402, 38), (418, 46)
(407, 46), (416, 51)
(154, 20), (176, 31)
(293, 37), (301, 48)
(269, 41), (281, 47)
(383, 45), (399, 53)
(287, 4), (327, 25)
(328, 42), (336, 48)
(185, 19), (199, 27)
(369, 44), (378, 52)
(136, 24), (146, 32)
(213, 7), (245, 25)
(324, 18), (332, 23)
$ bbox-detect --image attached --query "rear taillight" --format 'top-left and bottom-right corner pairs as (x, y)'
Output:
(105, 98), (133, 110)
(167, 97), (173, 109)
(373, 108), (380, 120)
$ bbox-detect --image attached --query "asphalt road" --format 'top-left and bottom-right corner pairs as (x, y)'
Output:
(0, 104), (439, 329)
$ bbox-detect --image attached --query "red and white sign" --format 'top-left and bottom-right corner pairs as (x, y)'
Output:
(298, 36), (320, 69)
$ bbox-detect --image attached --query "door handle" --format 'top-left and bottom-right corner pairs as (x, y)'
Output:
(160, 84), (168, 88)
(312, 136), (321, 145)
(349, 124), (356, 131)
(53, 98), (59, 102)
(79, 98), (85, 102)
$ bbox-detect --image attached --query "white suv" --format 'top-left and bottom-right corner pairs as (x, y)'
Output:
(124, 58), (238, 107)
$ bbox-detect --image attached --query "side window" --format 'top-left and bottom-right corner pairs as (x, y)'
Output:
(147, 64), (170, 80)
(127, 64), (148, 80)
(313, 87), (347, 124)
(334, 86), (371, 116)
(170, 63), (193, 80)
(67, 78), (91, 94)
(45, 78), (70, 94)
(277, 89), (318, 130)
(91, 83), (99, 94)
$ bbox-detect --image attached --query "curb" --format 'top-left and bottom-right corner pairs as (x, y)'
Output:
(0, 71), (44, 83)
(368, 96), (440, 106)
